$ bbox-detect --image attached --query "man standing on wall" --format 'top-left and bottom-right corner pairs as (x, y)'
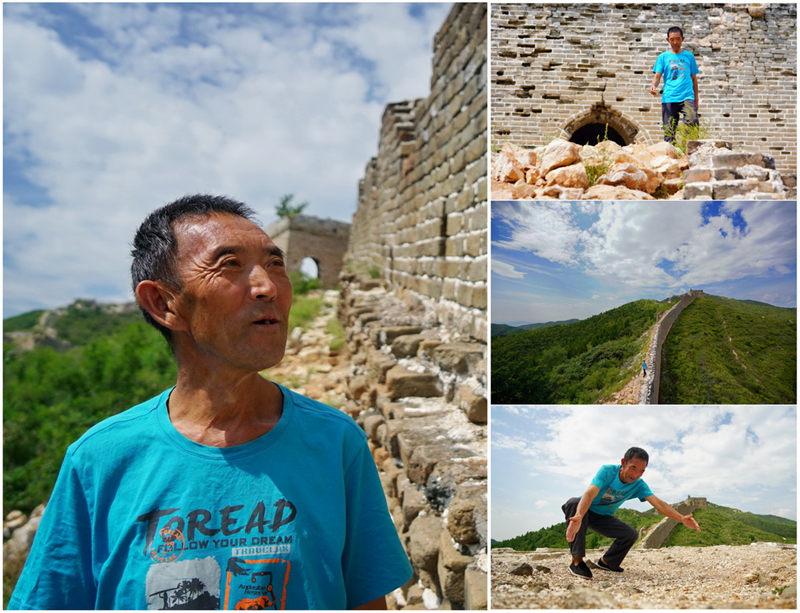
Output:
(562, 446), (701, 579)
(650, 26), (700, 143)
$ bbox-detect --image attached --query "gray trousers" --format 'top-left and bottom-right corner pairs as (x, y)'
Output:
(562, 497), (638, 569)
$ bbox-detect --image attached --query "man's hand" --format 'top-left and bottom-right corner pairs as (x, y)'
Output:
(649, 84), (659, 96)
(681, 513), (701, 532)
(565, 515), (582, 543)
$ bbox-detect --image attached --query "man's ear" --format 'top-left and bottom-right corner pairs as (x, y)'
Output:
(135, 280), (187, 333)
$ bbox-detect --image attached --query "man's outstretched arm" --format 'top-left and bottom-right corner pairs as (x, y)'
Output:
(645, 495), (701, 531)
(566, 485), (600, 542)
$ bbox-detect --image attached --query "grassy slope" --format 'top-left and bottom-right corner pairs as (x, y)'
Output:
(667, 504), (797, 546)
(659, 295), (796, 404)
(493, 503), (796, 551)
(492, 299), (675, 404)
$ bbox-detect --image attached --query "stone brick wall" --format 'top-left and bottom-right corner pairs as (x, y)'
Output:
(641, 290), (703, 404)
(266, 214), (351, 289)
(339, 4), (488, 609)
(348, 2), (488, 343)
(491, 3), (797, 175)
(639, 497), (708, 548)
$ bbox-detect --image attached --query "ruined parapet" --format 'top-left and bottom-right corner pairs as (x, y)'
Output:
(682, 140), (796, 200)
(640, 291), (702, 404)
(639, 497), (708, 548)
(266, 214), (351, 289)
(346, 3), (487, 343)
(491, 3), (797, 176)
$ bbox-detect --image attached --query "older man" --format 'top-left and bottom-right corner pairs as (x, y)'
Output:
(10, 195), (411, 610)
(563, 446), (701, 579)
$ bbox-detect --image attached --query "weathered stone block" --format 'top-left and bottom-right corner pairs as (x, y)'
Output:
(455, 383), (487, 424)
(433, 342), (485, 376)
(683, 168), (712, 183)
(464, 564), (488, 610)
(401, 482), (430, 530)
(367, 348), (397, 383)
(386, 365), (441, 400)
(682, 182), (713, 199)
(408, 514), (444, 595)
(712, 178), (759, 199)
(436, 530), (473, 607)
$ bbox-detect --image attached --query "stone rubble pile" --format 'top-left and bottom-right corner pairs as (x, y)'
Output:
(491, 138), (688, 200)
(492, 543), (797, 609)
(339, 273), (488, 610)
(492, 138), (797, 201)
(683, 139), (796, 200)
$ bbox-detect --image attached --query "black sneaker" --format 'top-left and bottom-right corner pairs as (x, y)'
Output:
(596, 558), (623, 573)
(568, 560), (593, 579)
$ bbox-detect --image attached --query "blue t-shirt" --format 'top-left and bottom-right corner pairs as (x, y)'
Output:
(10, 385), (412, 610)
(589, 464), (654, 516)
(653, 50), (699, 103)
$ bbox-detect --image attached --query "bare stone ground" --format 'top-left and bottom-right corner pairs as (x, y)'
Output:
(491, 544), (797, 609)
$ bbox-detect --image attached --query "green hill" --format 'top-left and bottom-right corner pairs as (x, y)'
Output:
(659, 295), (796, 403)
(491, 298), (676, 404)
(493, 502), (796, 551)
(491, 319), (580, 337)
(667, 503), (796, 546)
(493, 508), (663, 551)
(3, 302), (178, 514)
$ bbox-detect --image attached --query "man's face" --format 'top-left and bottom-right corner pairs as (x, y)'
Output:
(169, 212), (293, 373)
(667, 31), (684, 53)
(619, 456), (647, 483)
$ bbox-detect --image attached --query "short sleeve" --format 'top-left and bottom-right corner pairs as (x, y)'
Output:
(637, 479), (655, 502)
(8, 447), (97, 610)
(341, 437), (412, 608)
(590, 465), (615, 491)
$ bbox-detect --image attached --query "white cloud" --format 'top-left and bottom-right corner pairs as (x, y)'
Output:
(492, 406), (797, 533)
(3, 3), (452, 315)
(492, 259), (525, 279)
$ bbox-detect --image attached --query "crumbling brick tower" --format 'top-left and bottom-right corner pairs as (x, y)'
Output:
(491, 3), (797, 175)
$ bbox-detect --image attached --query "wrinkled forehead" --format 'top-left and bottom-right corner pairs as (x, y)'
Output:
(173, 212), (275, 253)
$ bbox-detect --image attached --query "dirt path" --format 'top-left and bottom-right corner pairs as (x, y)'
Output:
(492, 543), (797, 609)
(600, 315), (661, 405)
(265, 289), (350, 409)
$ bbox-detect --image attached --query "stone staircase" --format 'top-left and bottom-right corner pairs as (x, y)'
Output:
(338, 274), (487, 610)
(683, 140), (796, 200)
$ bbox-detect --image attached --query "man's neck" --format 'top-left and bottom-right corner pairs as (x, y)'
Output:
(168, 368), (283, 448)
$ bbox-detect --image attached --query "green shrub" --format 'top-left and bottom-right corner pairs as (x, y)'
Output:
(289, 271), (321, 295)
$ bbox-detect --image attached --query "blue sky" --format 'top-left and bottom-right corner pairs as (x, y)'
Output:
(491, 405), (797, 541)
(492, 201), (797, 325)
(3, 2), (451, 316)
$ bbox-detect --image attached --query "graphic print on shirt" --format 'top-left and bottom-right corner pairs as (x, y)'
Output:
(668, 58), (686, 81)
(599, 487), (628, 505)
(223, 556), (291, 609)
(145, 557), (222, 609)
(138, 498), (296, 610)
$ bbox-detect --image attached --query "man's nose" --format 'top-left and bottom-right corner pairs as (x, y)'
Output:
(250, 265), (278, 300)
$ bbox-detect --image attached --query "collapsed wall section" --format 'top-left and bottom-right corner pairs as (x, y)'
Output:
(639, 497), (708, 548)
(491, 3), (797, 175)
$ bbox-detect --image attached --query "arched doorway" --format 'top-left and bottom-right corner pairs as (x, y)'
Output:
(569, 123), (626, 146)
(300, 257), (320, 280)
(563, 104), (642, 146)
